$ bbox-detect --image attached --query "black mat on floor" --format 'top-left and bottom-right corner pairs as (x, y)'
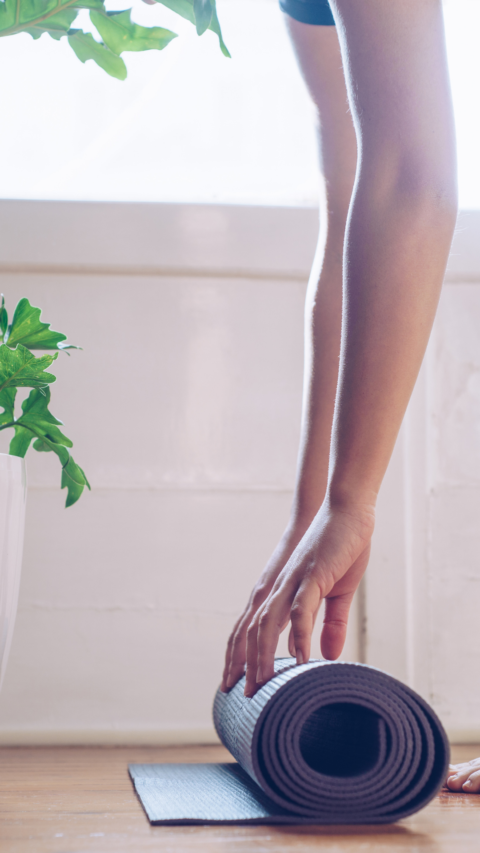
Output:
(129, 658), (449, 825)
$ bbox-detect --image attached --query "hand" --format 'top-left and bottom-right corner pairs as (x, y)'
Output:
(221, 520), (312, 693)
(240, 500), (374, 697)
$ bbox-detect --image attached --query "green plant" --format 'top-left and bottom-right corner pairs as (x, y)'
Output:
(0, 296), (89, 507)
(0, 0), (229, 80)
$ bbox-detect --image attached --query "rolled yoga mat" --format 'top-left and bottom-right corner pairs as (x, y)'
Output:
(129, 658), (449, 825)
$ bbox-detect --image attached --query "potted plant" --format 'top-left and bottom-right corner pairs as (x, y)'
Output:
(0, 295), (88, 689)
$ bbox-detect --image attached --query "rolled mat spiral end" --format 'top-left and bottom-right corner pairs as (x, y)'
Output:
(130, 659), (449, 825)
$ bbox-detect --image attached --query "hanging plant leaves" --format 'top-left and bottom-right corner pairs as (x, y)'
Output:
(0, 0), (104, 38)
(155, 0), (229, 56)
(90, 8), (177, 55)
(192, 0), (212, 35)
(0, 0), (228, 78)
(68, 29), (128, 79)
(24, 6), (79, 39)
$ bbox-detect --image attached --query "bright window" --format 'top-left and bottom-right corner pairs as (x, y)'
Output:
(0, 0), (478, 207)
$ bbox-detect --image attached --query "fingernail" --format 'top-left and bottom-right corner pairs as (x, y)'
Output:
(256, 666), (263, 683)
(463, 779), (472, 789)
(450, 774), (458, 781)
(226, 674), (233, 689)
(296, 651), (304, 665)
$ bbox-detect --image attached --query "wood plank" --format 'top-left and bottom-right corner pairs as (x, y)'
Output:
(0, 745), (479, 852)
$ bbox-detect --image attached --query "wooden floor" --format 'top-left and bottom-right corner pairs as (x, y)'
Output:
(0, 744), (479, 853)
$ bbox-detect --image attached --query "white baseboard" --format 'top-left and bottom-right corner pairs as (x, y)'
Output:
(0, 727), (220, 746)
(446, 729), (480, 745)
(0, 726), (477, 748)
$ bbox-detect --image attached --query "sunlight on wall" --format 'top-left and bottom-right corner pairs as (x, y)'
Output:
(0, 0), (478, 207)
(443, 0), (480, 209)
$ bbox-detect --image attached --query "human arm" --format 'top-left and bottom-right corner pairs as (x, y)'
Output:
(223, 0), (457, 698)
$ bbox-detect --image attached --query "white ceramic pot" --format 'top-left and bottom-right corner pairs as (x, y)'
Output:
(0, 453), (26, 691)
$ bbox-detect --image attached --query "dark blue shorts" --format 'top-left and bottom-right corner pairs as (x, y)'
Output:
(279, 0), (335, 26)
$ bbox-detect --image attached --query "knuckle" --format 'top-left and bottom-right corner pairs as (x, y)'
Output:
(325, 618), (347, 629)
(251, 586), (267, 608)
(258, 609), (272, 630)
(290, 602), (307, 623)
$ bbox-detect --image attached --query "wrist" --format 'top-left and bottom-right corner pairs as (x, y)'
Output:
(324, 482), (377, 531)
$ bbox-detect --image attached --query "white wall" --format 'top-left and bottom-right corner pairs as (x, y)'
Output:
(0, 201), (478, 744)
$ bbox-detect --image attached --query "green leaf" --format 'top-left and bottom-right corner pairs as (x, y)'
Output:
(208, 1), (229, 57)
(32, 438), (52, 451)
(0, 296), (8, 338)
(73, 0), (105, 8)
(68, 29), (127, 79)
(24, 6), (78, 39)
(9, 426), (35, 458)
(153, 0), (229, 56)
(5, 297), (76, 351)
(193, 0), (212, 35)
(90, 8), (176, 55)
(0, 344), (57, 393)
(0, 0), (228, 76)
(9, 389), (59, 459)
(0, 0), (105, 36)
(16, 387), (73, 447)
(8, 388), (90, 506)
(0, 387), (16, 427)
(61, 455), (90, 507)
(9, 387), (68, 456)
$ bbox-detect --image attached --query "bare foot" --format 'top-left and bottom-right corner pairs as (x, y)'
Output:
(445, 758), (480, 793)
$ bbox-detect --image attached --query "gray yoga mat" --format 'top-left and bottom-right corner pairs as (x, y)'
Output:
(129, 658), (449, 825)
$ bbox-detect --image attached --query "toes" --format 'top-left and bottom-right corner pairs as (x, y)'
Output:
(463, 770), (480, 794)
(446, 757), (480, 791)
(446, 762), (480, 792)
(446, 769), (470, 791)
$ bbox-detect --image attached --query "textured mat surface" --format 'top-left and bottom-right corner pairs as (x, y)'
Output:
(130, 659), (449, 825)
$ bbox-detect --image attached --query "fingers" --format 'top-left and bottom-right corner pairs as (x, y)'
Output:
(220, 616), (248, 692)
(245, 577), (321, 697)
(320, 592), (354, 660)
(288, 625), (296, 658)
(244, 588), (294, 697)
(221, 584), (274, 692)
(289, 580), (321, 665)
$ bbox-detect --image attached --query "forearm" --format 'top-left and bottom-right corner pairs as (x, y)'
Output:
(328, 183), (457, 513)
(286, 20), (356, 531)
(327, 0), (458, 512)
(290, 213), (343, 528)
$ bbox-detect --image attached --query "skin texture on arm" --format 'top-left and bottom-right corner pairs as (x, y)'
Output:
(222, 0), (457, 697)
(221, 23), (356, 692)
